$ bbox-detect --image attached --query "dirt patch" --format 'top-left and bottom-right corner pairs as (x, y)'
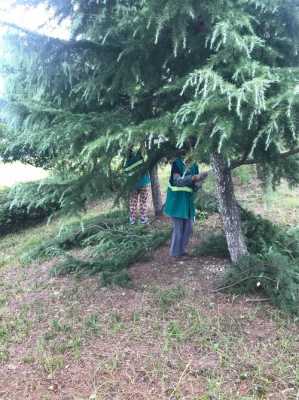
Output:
(0, 216), (298, 400)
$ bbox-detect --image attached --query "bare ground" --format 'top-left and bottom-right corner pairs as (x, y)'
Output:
(0, 214), (298, 400)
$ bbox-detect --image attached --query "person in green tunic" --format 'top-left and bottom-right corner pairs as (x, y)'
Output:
(124, 148), (151, 224)
(164, 151), (208, 257)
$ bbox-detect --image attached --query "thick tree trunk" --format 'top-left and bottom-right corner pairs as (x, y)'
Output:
(150, 165), (163, 216)
(211, 153), (248, 263)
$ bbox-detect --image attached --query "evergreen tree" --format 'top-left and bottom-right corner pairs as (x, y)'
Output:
(1, 0), (299, 262)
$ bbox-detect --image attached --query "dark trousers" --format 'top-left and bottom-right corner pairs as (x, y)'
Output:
(170, 217), (193, 257)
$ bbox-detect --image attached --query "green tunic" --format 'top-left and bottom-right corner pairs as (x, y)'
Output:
(164, 158), (199, 220)
(124, 152), (151, 190)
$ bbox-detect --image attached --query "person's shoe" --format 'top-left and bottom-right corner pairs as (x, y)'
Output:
(140, 218), (149, 225)
(130, 219), (136, 225)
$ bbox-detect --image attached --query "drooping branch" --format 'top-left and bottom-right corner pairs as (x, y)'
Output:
(0, 20), (65, 41)
(230, 158), (259, 169)
(230, 147), (299, 170)
(0, 20), (120, 53)
(279, 147), (299, 159)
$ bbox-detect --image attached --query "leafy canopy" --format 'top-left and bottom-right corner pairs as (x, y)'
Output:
(1, 0), (299, 211)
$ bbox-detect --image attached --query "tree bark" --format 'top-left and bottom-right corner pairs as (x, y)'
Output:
(150, 165), (163, 216)
(211, 152), (248, 263)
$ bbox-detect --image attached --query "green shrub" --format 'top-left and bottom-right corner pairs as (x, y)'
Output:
(195, 190), (218, 214)
(278, 226), (299, 259)
(232, 165), (255, 185)
(193, 209), (299, 315)
(0, 183), (59, 236)
(192, 233), (229, 258)
(223, 252), (299, 316)
(101, 270), (132, 288)
(240, 208), (280, 254)
(193, 209), (291, 258)
(153, 285), (186, 311)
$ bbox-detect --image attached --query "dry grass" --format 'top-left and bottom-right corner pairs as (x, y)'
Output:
(0, 166), (298, 399)
(0, 212), (298, 399)
(234, 176), (299, 226)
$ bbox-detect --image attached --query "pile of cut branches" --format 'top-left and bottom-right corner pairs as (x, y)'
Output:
(23, 210), (171, 287)
(193, 208), (299, 315)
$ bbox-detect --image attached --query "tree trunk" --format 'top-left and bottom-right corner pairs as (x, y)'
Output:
(150, 165), (163, 216)
(211, 153), (248, 263)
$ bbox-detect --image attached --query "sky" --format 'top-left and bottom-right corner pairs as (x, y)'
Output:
(0, 1), (70, 94)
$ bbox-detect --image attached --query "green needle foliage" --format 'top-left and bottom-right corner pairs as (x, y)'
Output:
(22, 210), (171, 287)
(193, 233), (228, 259)
(0, 183), (59, 236)
(223, 251), (299, 316)
(193, 209), (299, 315)
(195, 190), (218, 215)
(0, 0), (299, 295)
(0, 0), (299, 215)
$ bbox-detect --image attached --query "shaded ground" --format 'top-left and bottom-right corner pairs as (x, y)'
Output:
(0, 173), (298, 400)
(0, 214), (298, 400)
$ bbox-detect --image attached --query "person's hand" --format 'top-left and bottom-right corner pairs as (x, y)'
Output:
(192, 174), (201, 182)
(200, 171), (209, 180)
(192, 171), (209, 182)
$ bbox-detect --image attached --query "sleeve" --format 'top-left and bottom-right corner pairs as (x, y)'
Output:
(173, 175), (193, 186)
(171, 160), (194, 187)
(193, 171), (209, 191)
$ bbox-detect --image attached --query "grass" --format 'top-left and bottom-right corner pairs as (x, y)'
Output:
(263, 183), (299, 211)
(233, 165), (256, 186)
(0, 198), (114, 269)
(0, 165), (298, 398)
(152, 285), (187, 312)
(0, 303), (32, 364)
(235, 169), (299, 226)
(261, 187), (299, 226)
(0, 263), (298, 398)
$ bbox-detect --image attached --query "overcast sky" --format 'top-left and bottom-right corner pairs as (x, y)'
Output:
(0, 1), (69, 38)
(0, 2), (70, 94)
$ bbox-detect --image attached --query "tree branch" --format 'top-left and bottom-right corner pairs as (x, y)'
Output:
(279, 147), (299, 159)
(230, 158), (257, 169)
(230, 147), (299, 170)
(0, 20), (119, 53)
(0, 20), (63, 41)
